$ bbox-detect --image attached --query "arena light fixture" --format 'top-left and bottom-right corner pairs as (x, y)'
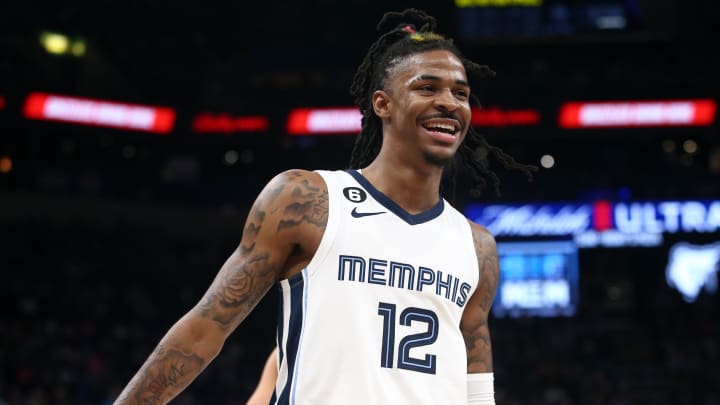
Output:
(23, 92), (176, 134)
(0, 155), (11, 174)
(39, 31), (87, 57)
(70, 40), (87, 57)
(40, 32), (70, 55)
(540, 154), (555, 169)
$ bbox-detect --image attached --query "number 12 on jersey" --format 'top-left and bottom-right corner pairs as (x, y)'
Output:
(377, 302), (439, 374)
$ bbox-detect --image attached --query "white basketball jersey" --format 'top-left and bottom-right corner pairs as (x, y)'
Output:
(271, 170), (479, 405)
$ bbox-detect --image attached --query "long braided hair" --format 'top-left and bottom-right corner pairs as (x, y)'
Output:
(349, 9), (536, 197)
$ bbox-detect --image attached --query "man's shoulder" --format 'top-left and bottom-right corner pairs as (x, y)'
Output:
(266, 168), (328, 211)
(261, 169), (328, 198)
(271, 169), (325, 187)
(465, 219), (497, 253)
(253, 169), (329, 238)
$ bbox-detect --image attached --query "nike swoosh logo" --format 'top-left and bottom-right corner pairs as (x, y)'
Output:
(351, 207), (386, 218)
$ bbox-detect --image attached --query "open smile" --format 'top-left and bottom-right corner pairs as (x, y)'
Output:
(420, 117), (462, 143)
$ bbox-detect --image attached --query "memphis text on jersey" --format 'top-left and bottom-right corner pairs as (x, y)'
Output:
(338, 254), (473, 308)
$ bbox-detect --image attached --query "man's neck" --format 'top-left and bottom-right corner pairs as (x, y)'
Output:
(361, 152), (444, 214)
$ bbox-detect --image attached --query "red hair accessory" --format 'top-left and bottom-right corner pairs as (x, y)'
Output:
(402, 25), (416, 34)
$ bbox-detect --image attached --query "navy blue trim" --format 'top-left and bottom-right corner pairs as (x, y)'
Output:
(276, 272), (305, 405)
(272, 284), (284, 405)
(344, 170), (444, 225)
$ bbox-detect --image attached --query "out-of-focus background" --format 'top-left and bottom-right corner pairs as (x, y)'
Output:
(1, 0), (719, 404)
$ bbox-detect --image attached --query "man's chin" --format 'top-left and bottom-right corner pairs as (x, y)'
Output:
(422, 150), (454, 167)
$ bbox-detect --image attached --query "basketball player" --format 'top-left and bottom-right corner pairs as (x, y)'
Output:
(114, 8), (534, 405)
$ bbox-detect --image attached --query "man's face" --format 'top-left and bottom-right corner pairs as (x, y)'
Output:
(379, 49), (472, 166)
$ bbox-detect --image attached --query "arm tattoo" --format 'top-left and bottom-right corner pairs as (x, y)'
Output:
(463, 317), (493, 371)
(196, 233), (277, 329)
(197, 171), (327, 330)
(277, 180), (328, 230)
(196, 183), (284, 329)
(463, 229), (499, 372)
(118, 344), (205, 405)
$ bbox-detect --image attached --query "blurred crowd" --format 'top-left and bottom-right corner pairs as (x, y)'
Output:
(2, 215), (718, 404)
(1, 219), (275, 405)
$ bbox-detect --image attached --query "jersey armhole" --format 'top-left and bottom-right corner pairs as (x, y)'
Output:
(462, 216), (482, 299)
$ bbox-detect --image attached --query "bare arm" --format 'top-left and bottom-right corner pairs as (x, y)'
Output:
(246, 347), (279, 405)
(460, 222), (499, 373)
(114, 170), (327, 404)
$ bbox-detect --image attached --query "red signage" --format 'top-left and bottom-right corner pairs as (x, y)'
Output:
(559, 99), (717, 128)
(471, 107), (541, 126)
(192, 113), (269, 133)
(287, 107), (362, 135)
(23, 92), (176, 134)
(0, 95), (5, 110)
(287, 106), (541, 135)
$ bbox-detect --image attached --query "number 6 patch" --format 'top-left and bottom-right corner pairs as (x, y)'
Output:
(343, 187), (367, 203)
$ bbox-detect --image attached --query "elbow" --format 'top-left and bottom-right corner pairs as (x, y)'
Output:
(168, 310), (228, 359)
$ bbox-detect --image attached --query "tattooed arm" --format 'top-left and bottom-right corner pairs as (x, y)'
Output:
(460, 222), (499, 373)
(114, 170), (328, 405)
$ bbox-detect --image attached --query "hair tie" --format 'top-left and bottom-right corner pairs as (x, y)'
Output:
(401, 25), (416, 34)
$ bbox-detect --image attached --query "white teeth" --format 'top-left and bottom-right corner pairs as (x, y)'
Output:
(424, 123), (456, 133)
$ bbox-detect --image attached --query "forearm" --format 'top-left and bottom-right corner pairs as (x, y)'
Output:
(463, 224), (499, 374)
(114, 311), (225, 405)
(463, 321), (493, 373)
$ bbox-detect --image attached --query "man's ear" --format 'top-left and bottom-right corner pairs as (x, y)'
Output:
(372, 90), (391, 118)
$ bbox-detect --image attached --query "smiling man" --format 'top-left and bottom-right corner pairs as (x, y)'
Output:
(114, 8), (534, 405)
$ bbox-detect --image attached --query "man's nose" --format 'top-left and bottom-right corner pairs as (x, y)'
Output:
(433, 89), (459, 111)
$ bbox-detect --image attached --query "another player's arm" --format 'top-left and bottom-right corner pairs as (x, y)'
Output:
(460, 222), (499, 373)
(114, 170), (327, 405)
(246, 347), (279, 405)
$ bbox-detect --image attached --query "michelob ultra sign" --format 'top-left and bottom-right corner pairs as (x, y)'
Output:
(465, 200), (720, 243)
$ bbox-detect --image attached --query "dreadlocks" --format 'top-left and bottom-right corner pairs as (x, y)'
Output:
(349, 8), (536, 197)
